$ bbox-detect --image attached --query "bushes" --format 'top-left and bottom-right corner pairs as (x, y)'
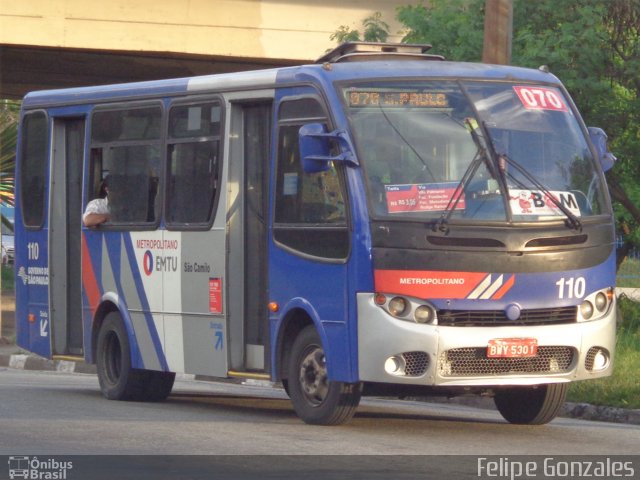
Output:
(1, 264), (13, 291)
(568, 295), (640, 408)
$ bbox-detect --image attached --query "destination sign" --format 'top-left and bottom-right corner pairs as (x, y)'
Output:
(348, 91), (449, 108)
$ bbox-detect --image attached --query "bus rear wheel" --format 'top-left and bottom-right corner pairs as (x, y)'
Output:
(494, 383), (568, 425)
(287, 326), (361, 425)
(96, 312), (175, 402)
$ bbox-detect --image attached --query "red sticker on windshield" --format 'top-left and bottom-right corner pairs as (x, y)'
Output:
(513, 86), (568, 112)
(385, 182), (464, 213)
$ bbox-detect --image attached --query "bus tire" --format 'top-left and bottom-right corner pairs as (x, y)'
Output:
(141, 370), (175, 402)
(287, 326), (361, 425)
(96, 312), (148, 401)
(281, 379), (290, 397)
(494, 383), (568, 425)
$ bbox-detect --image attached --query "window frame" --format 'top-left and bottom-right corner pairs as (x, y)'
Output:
(273, 94), (351, 262)
(87, 101), (164, 230)
(19, 110), (50, 230)
(164, 96), (225, 231)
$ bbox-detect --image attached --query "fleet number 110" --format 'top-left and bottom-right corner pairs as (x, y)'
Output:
(27, 242), (40, 260)
(555, 276), (585, 299)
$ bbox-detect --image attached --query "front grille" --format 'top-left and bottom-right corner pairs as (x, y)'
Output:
(402, 351), (429, 377)
(438, 346), (575, 377)
(437, 306), (577, 327)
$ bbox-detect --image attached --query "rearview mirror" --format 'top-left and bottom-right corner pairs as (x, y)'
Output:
(588, 127), (617, 172)
(298, 123), (358, 174)
(299, 123), (332, 173)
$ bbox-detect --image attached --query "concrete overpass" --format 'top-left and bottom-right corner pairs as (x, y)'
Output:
(0, 0), (406, 99)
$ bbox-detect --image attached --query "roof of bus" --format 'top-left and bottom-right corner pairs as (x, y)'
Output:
(22, 60), (560, 109)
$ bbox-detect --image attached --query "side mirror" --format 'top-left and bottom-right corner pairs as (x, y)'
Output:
(299, 123), (331, 173)
(298, 123), (358, 174)
(588, 127), (617, 172)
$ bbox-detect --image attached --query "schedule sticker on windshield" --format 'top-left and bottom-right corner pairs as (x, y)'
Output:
(513, 86), (568, 112)
(385, 182), (464, 213)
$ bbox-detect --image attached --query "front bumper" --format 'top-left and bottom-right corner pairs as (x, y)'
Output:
(357, 293), (616, 387)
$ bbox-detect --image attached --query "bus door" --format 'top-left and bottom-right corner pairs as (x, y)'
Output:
(227, 99), (272, 373)
(270, 92), (353, 382)
(49, 117), (85, 355)
(162, 99), (227, 377)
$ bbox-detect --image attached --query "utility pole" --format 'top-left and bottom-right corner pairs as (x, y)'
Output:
(482, 0), (513, 65)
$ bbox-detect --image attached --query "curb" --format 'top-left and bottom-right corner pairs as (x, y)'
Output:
(0, 352), (97, 374)
(562, 401), (640, 425)
(418, 395), (640, 426)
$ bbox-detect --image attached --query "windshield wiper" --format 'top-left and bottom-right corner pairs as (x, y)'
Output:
(437, 118), (582, 232)
(476, 117), (582, 231)
(435, 118), (493, 232)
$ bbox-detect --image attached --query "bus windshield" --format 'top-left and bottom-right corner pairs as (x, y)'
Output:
(342, 81), (608, 223)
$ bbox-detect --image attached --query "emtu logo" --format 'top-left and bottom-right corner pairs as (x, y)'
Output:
(143, 250), (154, 276)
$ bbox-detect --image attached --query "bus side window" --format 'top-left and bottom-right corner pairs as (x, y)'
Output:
(166, 102), (222, 228)
(275, 125), (345, 224)
(274, 96), (349, 259)
(19, 111), (49, 228)
(88, 106), (162, 226)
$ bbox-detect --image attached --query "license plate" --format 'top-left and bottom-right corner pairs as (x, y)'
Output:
(487, 338), (538, 358)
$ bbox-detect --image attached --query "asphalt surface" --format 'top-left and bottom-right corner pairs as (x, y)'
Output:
(2, 289), (639, 425)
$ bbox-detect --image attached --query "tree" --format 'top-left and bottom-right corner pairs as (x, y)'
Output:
(397, 0), (485, 59)
(0, 100), (18, 229)
(330, 12), (390, 44)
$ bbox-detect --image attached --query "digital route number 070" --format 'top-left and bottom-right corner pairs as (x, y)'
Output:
(555, 276), (585, 299)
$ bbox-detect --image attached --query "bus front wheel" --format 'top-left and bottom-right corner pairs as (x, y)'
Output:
(494, 383), (568, 425)
(287, 326), (361, 425)
(96, 312), (174, 402)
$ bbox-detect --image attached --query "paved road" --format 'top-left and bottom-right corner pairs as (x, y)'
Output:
(1, 368), (638, 457)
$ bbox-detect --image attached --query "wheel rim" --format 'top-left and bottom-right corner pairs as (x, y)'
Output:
(104, 331), (122, 384)
(298, 345), (329, 406)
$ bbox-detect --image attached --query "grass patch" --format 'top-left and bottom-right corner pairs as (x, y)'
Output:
(1, 264), (13, 291)
(617, 257), (640, 288)
(568, 295), (640, 409)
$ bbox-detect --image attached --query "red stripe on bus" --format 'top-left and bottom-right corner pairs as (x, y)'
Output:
(81, 233), (101, 314)
(374, 269), (487, 299)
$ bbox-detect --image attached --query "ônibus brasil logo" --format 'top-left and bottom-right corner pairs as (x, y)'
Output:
(8, 456), (73, 479)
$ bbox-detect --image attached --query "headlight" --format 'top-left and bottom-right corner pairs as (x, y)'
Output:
(388, 296), (409, 317)
(578, 287), (614, 322)
(414, 305), (435, 324)
(594, 292), (607, 312)
(374, 294), (437, 324)
(580, 300), (594, 320)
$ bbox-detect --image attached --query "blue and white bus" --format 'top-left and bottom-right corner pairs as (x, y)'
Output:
(15, 43), (618, 425)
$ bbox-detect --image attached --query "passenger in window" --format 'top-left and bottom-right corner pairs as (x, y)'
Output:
(83, 178), (110, 227)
